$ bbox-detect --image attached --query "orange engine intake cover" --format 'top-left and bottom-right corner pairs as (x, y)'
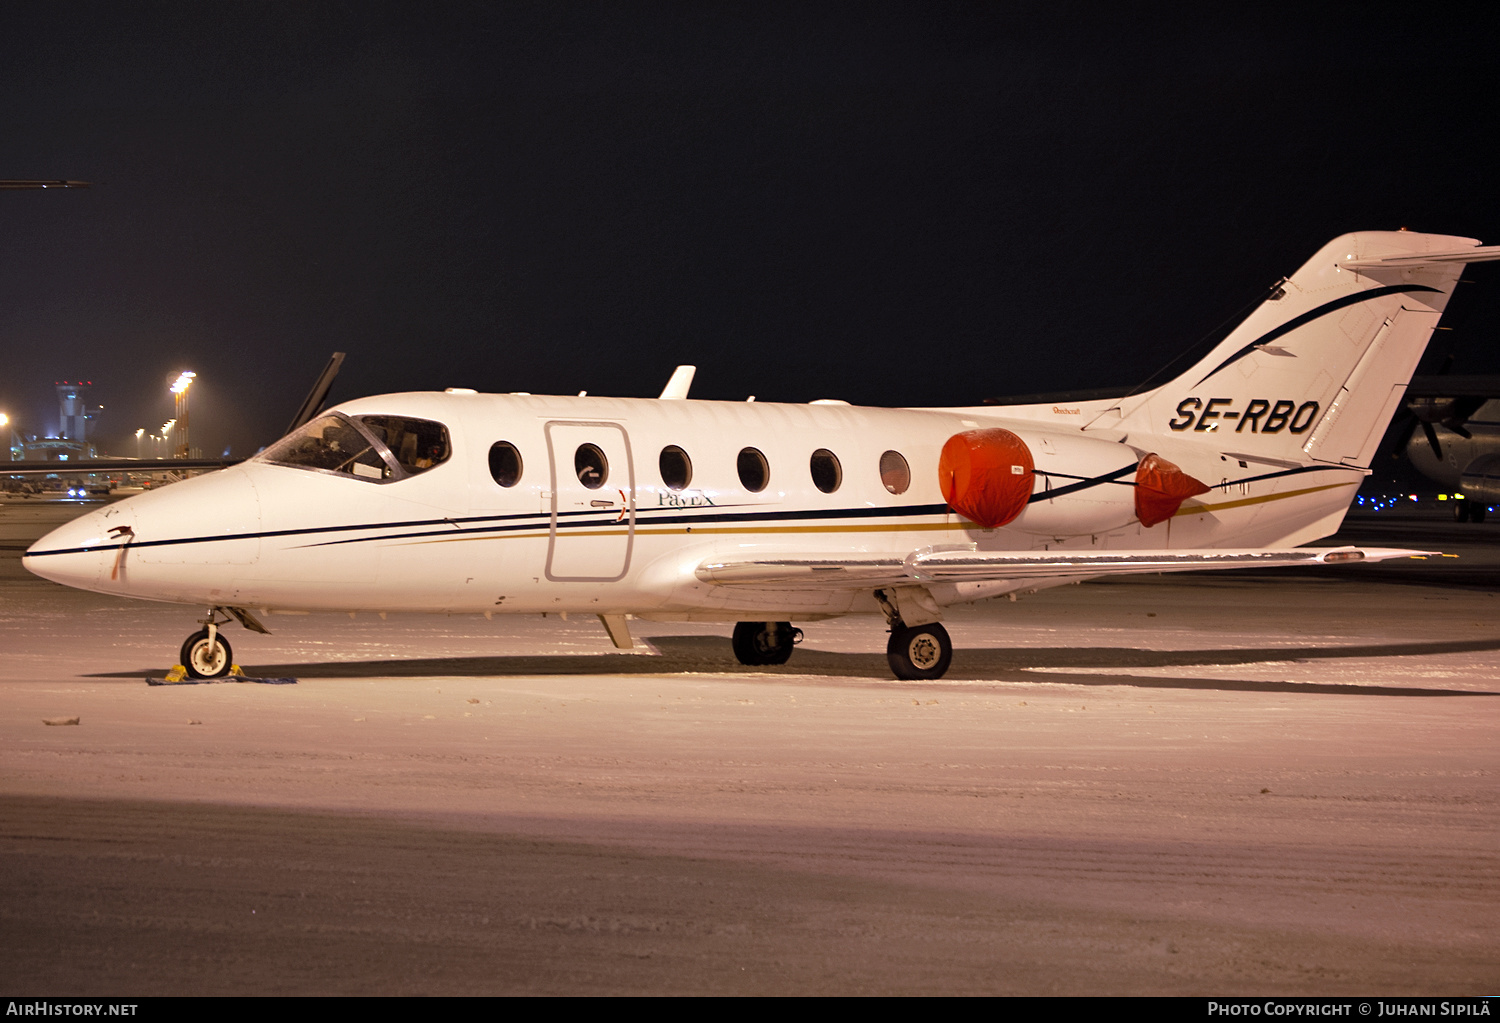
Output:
(1134, 453), (1211, 527)
(938, 429), (1035, 528)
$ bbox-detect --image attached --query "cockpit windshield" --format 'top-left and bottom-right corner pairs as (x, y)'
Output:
(358, 415), (451, 474)
(261, 414), (391, 480)
(257, 413), (451, 483)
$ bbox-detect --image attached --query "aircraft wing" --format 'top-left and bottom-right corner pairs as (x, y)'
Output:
(2, 458), (243, 475)
(1404, 375), (1500, 399)
(695, 546), (1434, 587)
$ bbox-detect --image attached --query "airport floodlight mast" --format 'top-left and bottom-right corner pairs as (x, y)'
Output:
(135, 428), (145, 459)
(169, 371), (195, 458)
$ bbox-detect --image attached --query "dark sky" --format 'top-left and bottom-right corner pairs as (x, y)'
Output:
(4, 2), (1498, 458)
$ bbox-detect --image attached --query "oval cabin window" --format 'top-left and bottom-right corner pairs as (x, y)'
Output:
(737, 447), (770, 493)
(489, 442), (523, 487)
(575, 444), (608, 489)
(879, 450), (911, 495)
(810, 449), (842, 494)
(660, 445), (692, 491)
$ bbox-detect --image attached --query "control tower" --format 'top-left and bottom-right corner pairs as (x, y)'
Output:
(55, 381), (96, 440)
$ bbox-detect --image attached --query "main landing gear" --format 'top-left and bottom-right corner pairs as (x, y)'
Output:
(1454, 499), (1488, 523)
(874, 586), (955, 680)
(729, 590), (959, 679)
(731, 621), (803, 666)
(886, 621), (953, 680)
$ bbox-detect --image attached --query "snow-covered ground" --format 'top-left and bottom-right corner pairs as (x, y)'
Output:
(1, 499), (1496, 994)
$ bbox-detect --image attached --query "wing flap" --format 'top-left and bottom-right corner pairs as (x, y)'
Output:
(695, 546), (1434, 588)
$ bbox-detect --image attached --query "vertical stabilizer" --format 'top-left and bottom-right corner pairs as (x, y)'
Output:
(1107, 232), (1493, 468)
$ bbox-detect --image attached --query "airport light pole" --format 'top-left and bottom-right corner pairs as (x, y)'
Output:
(135, 428), (145, 459)
(170, 372), (195, 459)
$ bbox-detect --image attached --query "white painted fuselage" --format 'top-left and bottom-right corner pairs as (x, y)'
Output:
(24, 389), (1364, 620)
(23, 230), (1500, 660)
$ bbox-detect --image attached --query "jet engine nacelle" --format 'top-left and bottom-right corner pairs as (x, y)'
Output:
(1459, 454), (1500, 505)
(940, 428), (1209, 537)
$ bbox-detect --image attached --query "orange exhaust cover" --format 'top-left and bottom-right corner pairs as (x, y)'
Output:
(1135, 453), (1210, 527)
(939, 429), (1035, 528)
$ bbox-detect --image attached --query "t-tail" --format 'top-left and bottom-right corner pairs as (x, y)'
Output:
(1101, 231), (1500, 468)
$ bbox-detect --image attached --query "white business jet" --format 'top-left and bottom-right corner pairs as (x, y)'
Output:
(23, 231), (1500, 679)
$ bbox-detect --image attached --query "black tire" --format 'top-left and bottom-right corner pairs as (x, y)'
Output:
(1455, 501), (1472, 523)
(180, 629), (233, 679)
(731, 621), (797, 666)
(887, 622), (953, 680)
(1473, 505), (1488, 524)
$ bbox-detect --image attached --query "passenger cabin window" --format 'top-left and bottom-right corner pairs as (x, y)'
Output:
(810, 449), (842, 494)
(358, 415), (451, 475)
(575, 444), (608, 489)
(260, 414), (395, 481)
(660, 445), (692, 490)
(737, 447), (769, 493)
(879, 450), (911, 494)
(489, 441), (523, 487)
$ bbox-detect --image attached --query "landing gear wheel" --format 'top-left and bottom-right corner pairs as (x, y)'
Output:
(731, 621), (800, 666)
(1455, 501), (1472, 523)
(887, 622), (953, 680)
(1473, 504), (1487, 524)
(181, 629), (233, 679)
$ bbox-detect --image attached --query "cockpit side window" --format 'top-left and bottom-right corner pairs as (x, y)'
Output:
(259, 414), (395, 481)
(357, 416), (452, 475)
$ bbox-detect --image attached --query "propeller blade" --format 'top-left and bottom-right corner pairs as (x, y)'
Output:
(1421, 422), (1443, 461)
(1392, 412), (1419, 457)
(1445, 395), (1488, 439)
(284, 352), (346, 436)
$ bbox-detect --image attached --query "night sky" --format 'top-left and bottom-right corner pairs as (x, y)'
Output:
(4, 2), (1499, 459)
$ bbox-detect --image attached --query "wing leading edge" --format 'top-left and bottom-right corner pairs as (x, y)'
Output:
(695, 545), (1433, 588)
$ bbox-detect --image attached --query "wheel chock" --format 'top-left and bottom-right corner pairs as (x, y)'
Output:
(163, 664), (188, 682)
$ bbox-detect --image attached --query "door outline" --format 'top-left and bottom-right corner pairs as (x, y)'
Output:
(544, 420), (636, 582)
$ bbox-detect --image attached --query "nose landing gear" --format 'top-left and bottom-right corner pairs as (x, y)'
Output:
(180, 614), (234, 679)
(176, 606), (268, 679)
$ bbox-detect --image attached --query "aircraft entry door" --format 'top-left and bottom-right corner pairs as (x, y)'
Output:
(545, 421), (635, 582)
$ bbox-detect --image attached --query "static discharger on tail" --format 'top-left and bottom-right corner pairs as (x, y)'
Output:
(23, 231), (1500, 679)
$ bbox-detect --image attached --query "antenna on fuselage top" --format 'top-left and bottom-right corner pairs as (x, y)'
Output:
(658, 365), (696, 400)
(285, 352), (346, 434)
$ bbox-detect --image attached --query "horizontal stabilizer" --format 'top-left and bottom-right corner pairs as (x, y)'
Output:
(695, 546), (1434, 588)
(1338, 245), (1500, 269)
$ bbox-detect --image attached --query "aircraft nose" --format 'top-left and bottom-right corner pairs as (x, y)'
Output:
(26, 467), (264, 600)
(23, 503), (134, 592)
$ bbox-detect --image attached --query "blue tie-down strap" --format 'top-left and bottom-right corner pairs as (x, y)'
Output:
(146, 676), (298, 686)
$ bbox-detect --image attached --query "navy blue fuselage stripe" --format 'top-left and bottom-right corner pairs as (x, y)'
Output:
(1192, 284), (1441, 387)
(1030, 464), (1137, 502)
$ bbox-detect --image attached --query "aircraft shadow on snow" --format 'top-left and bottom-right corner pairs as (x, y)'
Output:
(93, 635), (1500, 696)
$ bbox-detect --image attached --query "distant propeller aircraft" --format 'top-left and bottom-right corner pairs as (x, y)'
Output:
(21, 231), (1500, 679)
(1391, 372), (1500, 522)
